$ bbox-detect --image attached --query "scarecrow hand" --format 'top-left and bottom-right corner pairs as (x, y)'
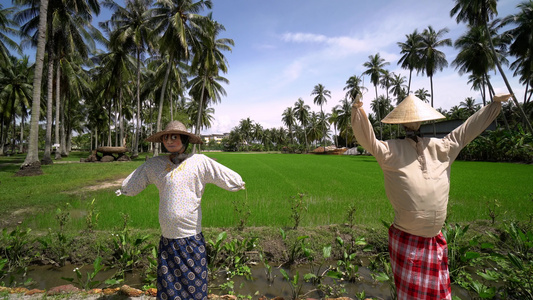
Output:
(493, 93), (512, 102)
(115, 189), (122, 196)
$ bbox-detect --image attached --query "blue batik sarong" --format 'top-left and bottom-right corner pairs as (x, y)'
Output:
(157, 233), (208, 300)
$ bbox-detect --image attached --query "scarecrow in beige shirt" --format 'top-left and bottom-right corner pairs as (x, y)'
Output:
(351, 93), (510, 300)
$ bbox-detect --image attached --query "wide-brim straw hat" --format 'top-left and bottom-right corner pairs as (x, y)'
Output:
(145, 121), (203, 144)
(382, 94), (445, 124)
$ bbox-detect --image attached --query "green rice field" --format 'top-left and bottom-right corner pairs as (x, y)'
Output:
(1, 152), (532, 232)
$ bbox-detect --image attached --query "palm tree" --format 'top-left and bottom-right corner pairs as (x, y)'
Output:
(343, 74), (366, 103)
(104, 0), (153, 158)
(150, 0), (213, 155)
(18, 0), (48, 175)
(504, 1), (533, 105)
(451, 0), (533, 133)
(190, 15), (233, 153)
(334, 98), (352, 147)
(293, 98), (310, 150)
(460, 97), (481, 117)
(419, 26), (451, 109)
(371, 95), (393, 139)
(380, 70), (393, 102)
(329, 108), (339, 147)
(468, 73), (490, 105)
(282, 106), (296, 144)
(0, 5), (21, 66)
(390, 73), (407, 104)
(0, 56), (32, 155)
(414, 88), (430, 103)
(311, 83), (331, 150)
(452, 21), (505, 106)
(363, 53), (389, 139)
(397, 29), (422, 94)
(251, 122), (263, 144)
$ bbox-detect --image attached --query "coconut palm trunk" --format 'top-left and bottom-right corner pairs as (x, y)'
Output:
(54, 62), (61, 160)
(42, 56), (54, 165)
(193, 72), (208, 154)
(19, 0), (48, 175)
(483, 24), (532, 133)
(154, 55), (173, 157)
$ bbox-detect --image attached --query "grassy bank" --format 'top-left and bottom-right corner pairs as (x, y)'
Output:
(1, 152), (532, 232)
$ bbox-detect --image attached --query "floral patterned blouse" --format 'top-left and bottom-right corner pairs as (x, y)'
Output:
(118, 154), (245, 239)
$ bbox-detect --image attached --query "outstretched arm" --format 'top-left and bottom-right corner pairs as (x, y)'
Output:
(116, 163), (150, 196)
(202, 156), (245, 192)
(350, 94), (387, 158)
(447, 93), (511, 153)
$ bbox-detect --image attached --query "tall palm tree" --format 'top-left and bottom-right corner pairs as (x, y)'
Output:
(293, 97), (310, 151)
(281, 106), (296, 144)
(190, 15), (233, 153)
(451, 0), (533, 133)
(311, 83), (331, 150)
(104, 0), (153, 157)
(343, 74), (366, 103)
(390, 73), (407, 104)
(468, 73), (490, 105)
(0, 5), (21, 66)
(397, 29), (422, 94)
(150, 0), (212, 155)
(419, 26), (451, 109)
(334, 98), (352, 147)
(0, 56), (32, 155)
(329, 108), (339, 147)
(504, 1), (533, 105)
(363, 53), (389, 139)
(18, 0), (48, 175)
(452, 21), (505, 106)
(380, 70), (393, 101)
(371, 95), (393, 139)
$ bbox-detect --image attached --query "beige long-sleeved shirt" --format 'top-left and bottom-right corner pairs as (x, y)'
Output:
(351, 101), (501, 237)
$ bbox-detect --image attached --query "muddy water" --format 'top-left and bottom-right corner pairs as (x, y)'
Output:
(17, 263), (470, 299)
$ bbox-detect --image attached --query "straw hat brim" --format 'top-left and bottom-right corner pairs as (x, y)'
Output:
(145, 130), (203, 144)
(382, 94), (445, 124)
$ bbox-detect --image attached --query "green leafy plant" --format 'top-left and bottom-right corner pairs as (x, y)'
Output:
(37, 228), (72, 267)
(85, 198), (100, 232)
(233, 190), (251, 231)
(141, 245), (158, 290)
(279, 269), (303, 300)
(108, 229), (152, 279)
(62, 256), (118, 290)
(335, 236), (367, 282)
(345, 204), (357, 229)
(259, 252), (275, 286)
(370, 253), (397, 300)
(207, 231), (227, 271)
(280, 228), (311, 265)
(290, 193), (307, 230)
(0, 227), (33, 271)
(441, 223), (482, 282)
(304, 244), (333, 286)
(223, 236), (258, 279)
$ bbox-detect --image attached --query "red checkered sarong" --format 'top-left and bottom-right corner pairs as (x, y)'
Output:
(388, 225), (452, 300)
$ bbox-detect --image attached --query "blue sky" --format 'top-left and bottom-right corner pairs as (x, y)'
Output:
(8, 0), (524, 135)
(200, 0), (523, 134)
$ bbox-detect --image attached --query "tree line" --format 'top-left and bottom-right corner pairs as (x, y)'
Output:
(0, 0), (532, 174)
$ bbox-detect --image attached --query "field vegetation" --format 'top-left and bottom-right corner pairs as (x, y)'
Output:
(1, 152), (532, 299)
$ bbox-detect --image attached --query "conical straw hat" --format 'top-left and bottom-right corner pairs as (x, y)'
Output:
(382, 94), (445, 124)
(145, 121), (203, 144)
